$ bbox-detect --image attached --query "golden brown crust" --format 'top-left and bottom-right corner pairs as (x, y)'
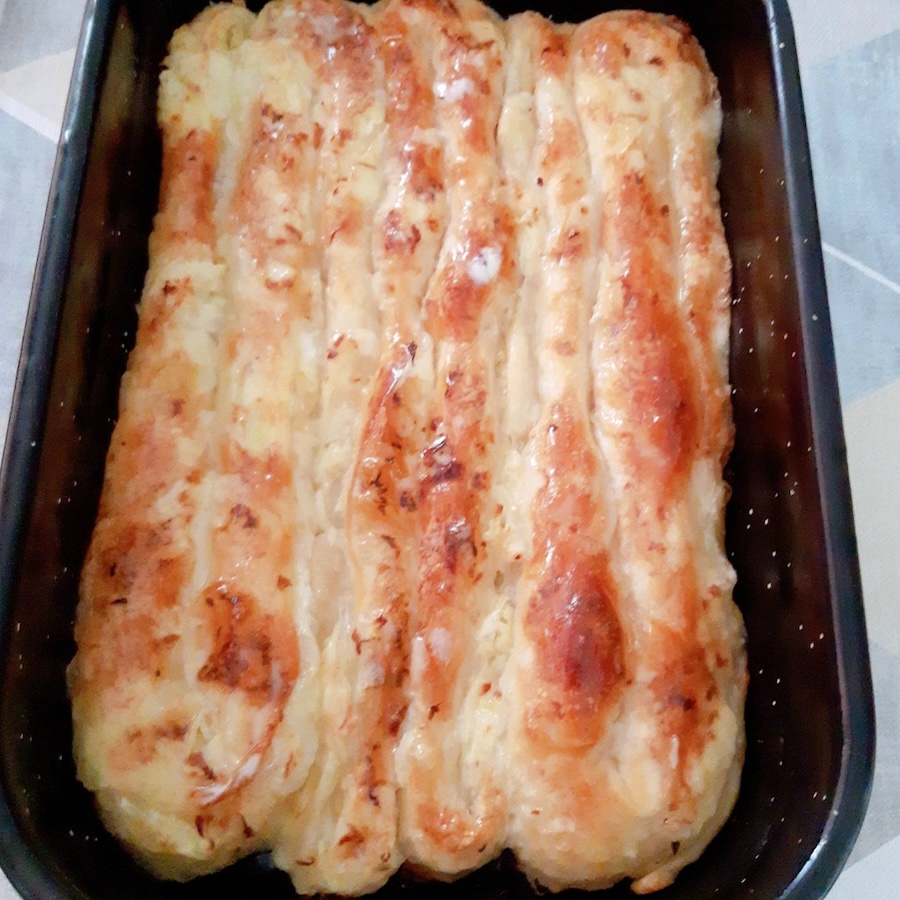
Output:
(503, 13), (743, 893)
(386, 0), (514, 877)
(71, 4), (262, 875)
(72, 1), (744, 894)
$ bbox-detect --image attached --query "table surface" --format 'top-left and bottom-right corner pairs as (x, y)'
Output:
(1, 1), (898, 898)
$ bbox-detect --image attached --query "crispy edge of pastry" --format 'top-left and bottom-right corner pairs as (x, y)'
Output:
(70, 3), (261, 879)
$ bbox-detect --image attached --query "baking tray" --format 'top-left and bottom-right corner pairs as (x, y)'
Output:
(0, 0), (875, 898)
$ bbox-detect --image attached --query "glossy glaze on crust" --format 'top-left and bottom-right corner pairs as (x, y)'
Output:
(71, 0), (745, 894)
(70, 6), (263, 877)
(504, 12), (745, 893)
(267, 1), (401, 894)
(390, 0), (514, 878)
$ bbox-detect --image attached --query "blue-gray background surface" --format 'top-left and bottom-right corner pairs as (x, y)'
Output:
(1, 1), (898, 897)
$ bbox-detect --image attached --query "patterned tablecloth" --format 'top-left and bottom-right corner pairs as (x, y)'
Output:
(1, 0), (898, 897)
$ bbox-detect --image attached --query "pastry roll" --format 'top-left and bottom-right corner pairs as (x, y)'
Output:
(71, 1), (745, 894)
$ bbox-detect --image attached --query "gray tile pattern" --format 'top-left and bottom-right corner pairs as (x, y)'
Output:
(0, 0), (86, 71)
(801, 26), (900, 399)
(846, 641), (900, 867)
(2, 0), (900, 898)
(789, 0), (900, 66)
(0, 108), (56, 435)
(804, 28), (900, 287)
(823, 250), (900, 403)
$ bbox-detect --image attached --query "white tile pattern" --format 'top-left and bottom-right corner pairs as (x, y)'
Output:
(0, 48), (75, 141)
(789, 0), (900, 65)
(1, 1), (899, 898)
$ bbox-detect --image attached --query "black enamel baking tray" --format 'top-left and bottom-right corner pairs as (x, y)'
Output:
(0, 0), (875, 898)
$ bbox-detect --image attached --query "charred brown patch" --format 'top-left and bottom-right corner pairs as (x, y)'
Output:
(230, 503), (258, 529)
(154, 720), (187, 741)
(330, 200), (364, 243)
(403, 143), (444, 201)
(365, 468), (389, 515)
(327, 333), (346, 361)
(421, 436), (463, 486)
(388, 704), (408, 736)
(122, 719), (186, 765)
(187, 751), (216, 782)
(338, 826), (366, 850)
(539, 30), (569, 77)
(196, 585), (299, 707)
(442, 519), (476, 574)
(648, 641), (719, 794)
(671, 693), (697, 711)
(522, 406), (628, 744)
(532, 560), (625, 702)
(383, 209), (422, 255)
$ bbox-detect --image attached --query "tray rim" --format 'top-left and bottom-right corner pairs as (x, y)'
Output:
(0, 0), (110, 896)
(0, 1), (876, 898)
(765, 1), (876, 897)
